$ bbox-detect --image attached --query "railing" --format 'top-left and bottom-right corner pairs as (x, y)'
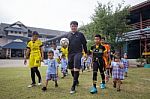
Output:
(130, 19), (150, 30)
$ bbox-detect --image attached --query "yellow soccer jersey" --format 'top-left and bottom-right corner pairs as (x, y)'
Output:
(27, 40), (43, 68)
(61, 47), (68, 58)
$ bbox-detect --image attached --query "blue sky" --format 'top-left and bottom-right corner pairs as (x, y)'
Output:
(0, 0), (146, 31)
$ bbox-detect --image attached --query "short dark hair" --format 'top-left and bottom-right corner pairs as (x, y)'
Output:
(70, 21), (78, 26)
(101, 37), (105, 40)
(48, 50), (54, 54)
(95, 34), (101, 39)
(32, 31), (39, 36)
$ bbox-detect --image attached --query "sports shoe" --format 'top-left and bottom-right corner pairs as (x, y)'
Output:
(100, 83), (106, 89)
(27, 84), (36, 88)
(42, 87), (47, 91)
(37, 83), (42, 86)
(90, 86), (97, 94)
(70, 86), (76, 94)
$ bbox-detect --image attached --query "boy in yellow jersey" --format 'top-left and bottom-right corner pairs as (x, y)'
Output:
(24, 31), (44, 88)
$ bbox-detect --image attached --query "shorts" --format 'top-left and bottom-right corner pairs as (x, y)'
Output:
(124, 68), (128, 72)
(46, 74), (58, 81)
(93, 59), (105, 72)
(29, 53), (41, 68)
(68, 53), (82, 69)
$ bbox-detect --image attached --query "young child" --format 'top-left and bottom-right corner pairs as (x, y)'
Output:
(24, 31), (43, 88)
(85, 51), (92, 71)
(42, 50), (58, 91)
(111, 54), (124, 91)
(81, 54), (87, 73)
(90, 34), (106, 94)
(51, 42), (60, 63)
(121, 53), (129, 77)
(61, 54), (68, 78)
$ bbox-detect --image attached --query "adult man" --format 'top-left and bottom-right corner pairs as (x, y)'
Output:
(65, 21), (87, 94)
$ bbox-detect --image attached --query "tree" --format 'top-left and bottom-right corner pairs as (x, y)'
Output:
(79, 1), (131, 51)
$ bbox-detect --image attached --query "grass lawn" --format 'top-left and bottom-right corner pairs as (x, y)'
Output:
(0, 67), (150, 99)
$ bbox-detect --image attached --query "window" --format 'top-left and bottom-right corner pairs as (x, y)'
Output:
(15, 31), (17, 34)
(11, 31), (13, 33)
(19, 32), (21, 34)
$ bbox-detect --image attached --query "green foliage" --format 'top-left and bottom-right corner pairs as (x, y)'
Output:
(79, 1), (131, 50)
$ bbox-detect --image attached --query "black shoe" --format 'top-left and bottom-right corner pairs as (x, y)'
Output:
(70, 86), (76, 94)
(113, 83), (116, 88)
(117, 88), (121, 92)
(55, 84), (58, 87)
(42, 87), (47, 91)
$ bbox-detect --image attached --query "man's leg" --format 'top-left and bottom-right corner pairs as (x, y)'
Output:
(70, 53), (82, 94)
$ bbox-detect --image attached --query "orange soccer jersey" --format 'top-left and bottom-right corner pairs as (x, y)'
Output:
(102, 44), (110, 68)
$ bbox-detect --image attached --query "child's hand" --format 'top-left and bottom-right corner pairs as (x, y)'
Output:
(41, 57), (44, 62)
(119, 64), (124, 69)
(24, 59), (27, 65)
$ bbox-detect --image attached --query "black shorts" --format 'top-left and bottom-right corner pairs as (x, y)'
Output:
(68, 53), (82, 69)
(93, 59), (105, 73)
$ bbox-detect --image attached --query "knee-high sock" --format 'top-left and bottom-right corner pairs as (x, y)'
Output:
(72, 71), (79, 88)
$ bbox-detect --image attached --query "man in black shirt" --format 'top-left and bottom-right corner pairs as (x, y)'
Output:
(66, 21), (87, 94)
(90, 34), (106, 94)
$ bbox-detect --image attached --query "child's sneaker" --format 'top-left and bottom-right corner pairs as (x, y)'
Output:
(37, 83), (42, 86)
(27, 84), (36, 88)
(70, 86), (76, 94)
(42, 87), (47, 91)
(100, 83), (106, 89)
(90, 86), (97, 94)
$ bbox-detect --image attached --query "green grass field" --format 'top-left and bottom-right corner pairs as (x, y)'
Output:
(0, 67), (150, 99)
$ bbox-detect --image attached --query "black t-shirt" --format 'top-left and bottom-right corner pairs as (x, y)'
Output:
(91, 44), (106, 60)
(65, 32), (87, 54)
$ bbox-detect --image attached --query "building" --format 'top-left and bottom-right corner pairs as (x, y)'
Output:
(122, 0), (150, 59)
(0, 21), (65, 59)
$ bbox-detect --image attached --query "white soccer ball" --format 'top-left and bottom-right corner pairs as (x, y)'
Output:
(60, 38), (69, 47)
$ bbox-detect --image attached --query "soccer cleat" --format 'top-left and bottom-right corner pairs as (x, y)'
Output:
(100, 83), (106, 89)
(90, 86), (97, 94)
(27, 84), (36, 88)
(42, 87), (47, 91)
(70, 87), (76, 94)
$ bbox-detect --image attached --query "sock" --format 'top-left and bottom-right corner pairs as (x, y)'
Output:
(72, 71), (79, 88)
(93, 71), (97, 88)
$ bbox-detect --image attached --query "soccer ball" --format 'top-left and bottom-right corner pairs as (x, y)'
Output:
(60, 38), (69, 47)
